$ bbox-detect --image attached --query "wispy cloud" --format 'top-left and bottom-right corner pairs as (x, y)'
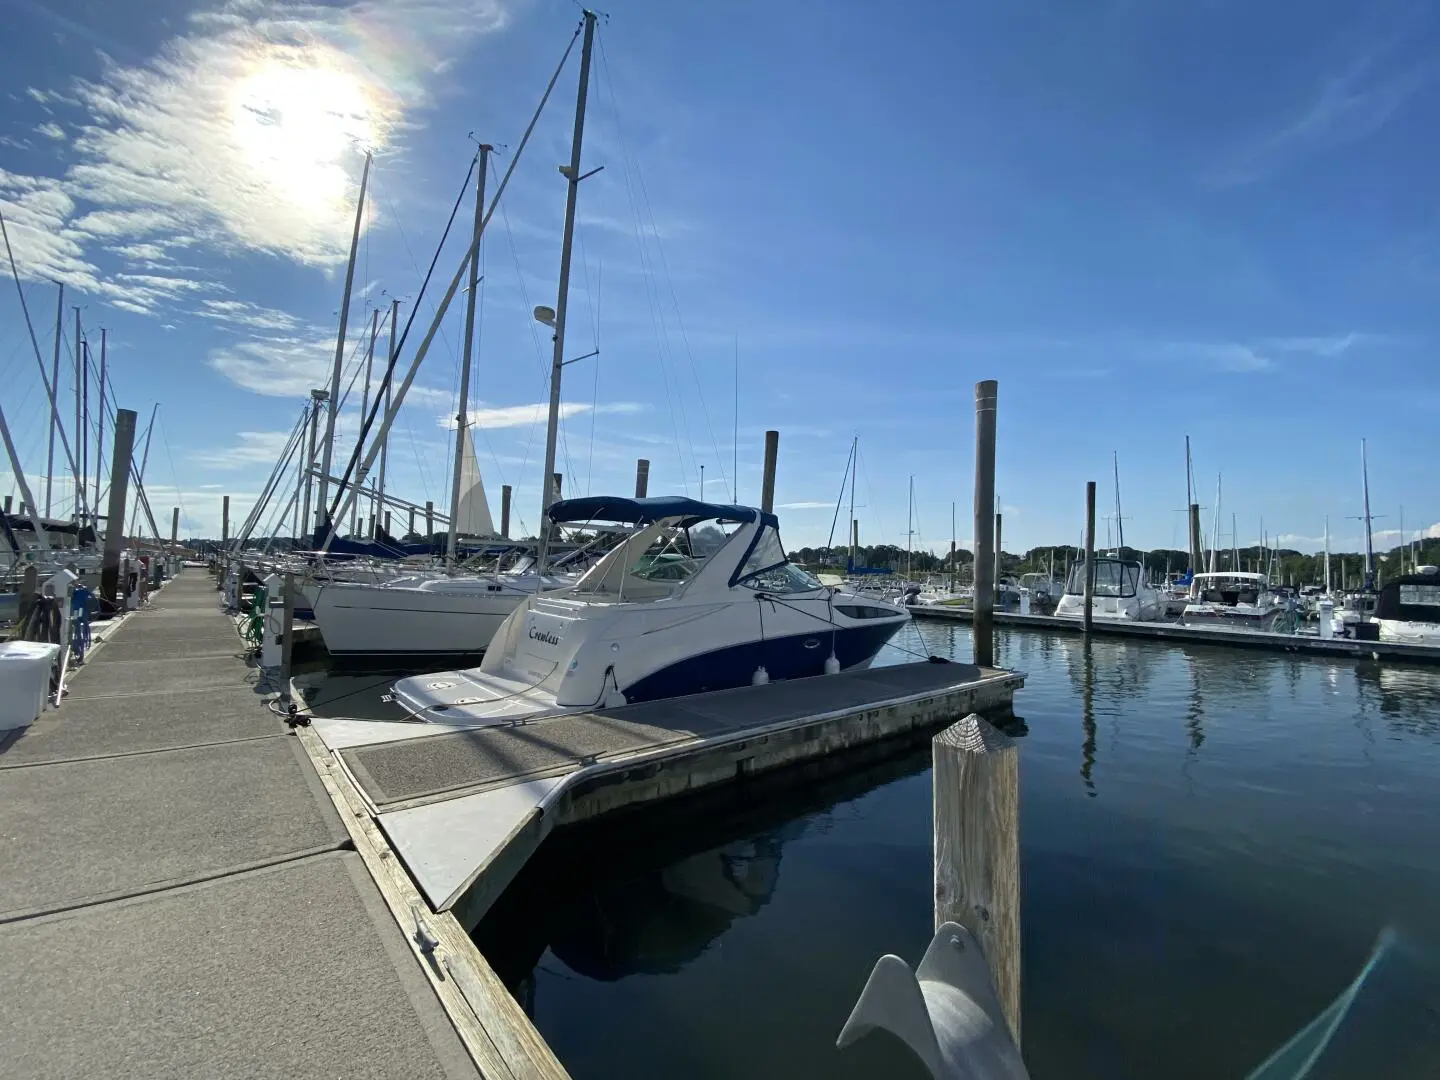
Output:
(776, 501), (833, 510)
(443, 401), (647, 430)
(194, 430), (296, 469)
(1161, 341), (1274, 373)
(1205, 43), (1432, 187)
(207, 331), (335, 397)
(196, 298), (302, 332)
(0, 0), (513, 314)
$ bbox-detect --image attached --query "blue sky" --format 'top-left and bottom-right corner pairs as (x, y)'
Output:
(1, 0), (1437, 555)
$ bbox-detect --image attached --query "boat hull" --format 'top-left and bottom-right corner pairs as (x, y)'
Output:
(313, 581), (534, 657)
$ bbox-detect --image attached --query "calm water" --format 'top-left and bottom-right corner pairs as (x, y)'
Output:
(455, 623), (1440, 1079)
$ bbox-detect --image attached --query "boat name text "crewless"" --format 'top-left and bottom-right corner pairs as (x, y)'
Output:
(528, 626), (562, 646)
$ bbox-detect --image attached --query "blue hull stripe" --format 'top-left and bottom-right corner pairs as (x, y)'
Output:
(620, 620), (905, 704)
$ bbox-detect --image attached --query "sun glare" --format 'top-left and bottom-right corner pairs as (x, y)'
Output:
(228, 52), (385, 222)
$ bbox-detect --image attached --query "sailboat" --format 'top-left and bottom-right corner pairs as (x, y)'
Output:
(311, 430), (569, 659)
(1052, 453), (1164, 621)
(360, 15), (910, 733)
(310, 143), (573, 660)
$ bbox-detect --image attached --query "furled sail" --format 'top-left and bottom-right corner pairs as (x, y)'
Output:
(454, 429), (496, 537)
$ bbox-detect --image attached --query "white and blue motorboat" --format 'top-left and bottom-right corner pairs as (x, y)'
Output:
(389, 496), (911, 726)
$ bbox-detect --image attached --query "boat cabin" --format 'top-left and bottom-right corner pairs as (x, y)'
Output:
(1063, 557), (1144, 598)
(1187, 571), (1271, 606)
(1374, 568), (1440, 624)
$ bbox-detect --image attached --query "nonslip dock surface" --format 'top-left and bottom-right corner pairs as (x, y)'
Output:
(0, 573), (482, 1080)
(341, 661), (992, 811)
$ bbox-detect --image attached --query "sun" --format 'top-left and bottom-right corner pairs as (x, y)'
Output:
(228, 50), (386, 222)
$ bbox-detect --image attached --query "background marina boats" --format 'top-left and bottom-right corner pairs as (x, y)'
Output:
(1053, 555), (1166, 621)
(1372, 567), (1440, 645)
(1180, 571), (1284, 632)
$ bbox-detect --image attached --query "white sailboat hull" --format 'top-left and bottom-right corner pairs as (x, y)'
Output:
(313, 575), (567, 658)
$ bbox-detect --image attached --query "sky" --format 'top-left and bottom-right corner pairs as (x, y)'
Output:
(1, 0), (1437, 557)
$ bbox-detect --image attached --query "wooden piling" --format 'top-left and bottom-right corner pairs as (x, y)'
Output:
(19, 565), (38, 623)
(1083, 481), (1096, 633)
(100, 409), (137, 606)
(634, 459), (650, 499)
(933, 713), (1021, 1046)
(425, 500), (434, 537)
(973, 381), (997, 668)
(170, 506), (180, 551)
(408, 508), (415, 537)
(500, 485), (512, 539)
(760, 430), (779, 515)
(383, 510), (392, 536)
(3, 495), (11, 514)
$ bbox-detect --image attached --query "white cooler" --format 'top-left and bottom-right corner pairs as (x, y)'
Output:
(0, 640), (61, 732)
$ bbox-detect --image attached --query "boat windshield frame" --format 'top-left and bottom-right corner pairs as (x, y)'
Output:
(1064, 558), (1142, 598)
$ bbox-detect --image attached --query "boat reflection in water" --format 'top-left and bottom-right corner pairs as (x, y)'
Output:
(475, 737), (939, 1008)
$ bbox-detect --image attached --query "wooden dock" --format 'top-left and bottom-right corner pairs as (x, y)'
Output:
(0, 572), (504, 1080)
(910, 604), (1440, 664)
(0, 571), (1023, 1078)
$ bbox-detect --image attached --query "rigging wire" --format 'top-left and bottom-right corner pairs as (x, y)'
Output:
(597, 31), (729, 496)
(323, 18), (584, 540)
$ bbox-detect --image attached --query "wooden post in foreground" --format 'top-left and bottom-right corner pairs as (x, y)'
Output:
(973, 380), (997, 668)
(760, 430), (779, 514)
(280, 572), (296, 704)
(1083, 481), (1097, 633)
(19, 565), (38, 623)
(634, 459), (650, 499)
(934, 712), (1020, 1046)
(425, 500), (434, 537)
(221, 495), (230, 549)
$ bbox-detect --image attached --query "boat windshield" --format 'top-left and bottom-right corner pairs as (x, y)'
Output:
(736, 526), (822, 594)
(1064, 559), (1140, 597)
(625, 521), (739, 585)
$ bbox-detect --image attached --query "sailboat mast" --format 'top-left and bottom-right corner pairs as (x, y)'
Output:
(537, 10), (597, 568)
(316, 150), (372, 533)
(95, 328), (106, 528)
(447, 145), (490, 569)
(1324, 516), (1331, 594)
(1184, 434), (1193, 508)
(1232, 512), (1238, 571)
(847, 435), (857, 570)
(1112, 450), (1125, 552)
(906, 475), (914, 581)
(45, 284), (63, 517)
(1361, 437), (1375, 588)
(377, 299), (397, 527)
(353, 309), (379, 534)
(1209, 474), (1221, 573)
(73, 308), (82, 525)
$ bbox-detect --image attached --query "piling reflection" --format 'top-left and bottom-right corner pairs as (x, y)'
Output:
(475, 739), (935, 1008)
(1080, 641), (1097, 797)
(1353, 662), (1440, 739)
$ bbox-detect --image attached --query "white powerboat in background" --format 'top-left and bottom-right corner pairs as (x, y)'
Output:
(1181, 572), (1283, 632)
(1372, 566), (1440, 645)
(1052, 556), (1165, 621)
(390, 496), (911, 725)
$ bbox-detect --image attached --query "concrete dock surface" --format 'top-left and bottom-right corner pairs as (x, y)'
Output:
(0, 572), (481, 1080)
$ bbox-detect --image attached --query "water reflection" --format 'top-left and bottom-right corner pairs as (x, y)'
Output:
(1353, 662), (1440, 738)
(476, 741), (934, 1005)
